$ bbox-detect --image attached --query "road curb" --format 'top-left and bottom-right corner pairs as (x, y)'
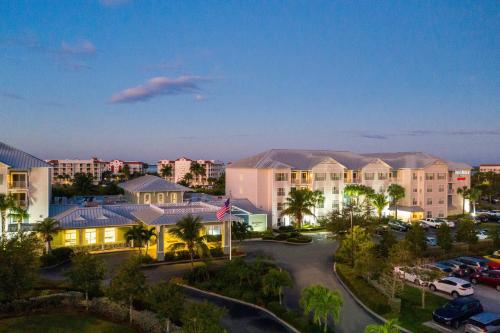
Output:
(243, 239), (312, 245)
(141, 254), (246, 268)
(179, 284), (301, 333)
(332, 262), (413, 333)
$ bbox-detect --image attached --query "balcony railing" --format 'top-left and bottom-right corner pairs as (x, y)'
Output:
(9, 181), (28, 189)
(8, 223), (35, 232)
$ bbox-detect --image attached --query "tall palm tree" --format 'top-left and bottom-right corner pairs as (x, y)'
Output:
(371, 193), (389, 222)
(311, 190), (325, 225)
(125, 224), (147, 254)
(0, 194), (15, 239)
(142, 227), (157, 256)
(8, 207), (29, 232)
(364, 319), (400, 333)
(457, 186), (470, 215)
(190, 162), (206, 185)
(301, 284), (343, 333)
(262, 268), (293, 305)
(160, 165), (173, 180)
(387, 184), (405, 220)
(468, 187), (481, 216)
(35, 217), (59, 254)
(280, 188), (315, 229)
(168, 214), (209, 269)
(343, 184), (365, 207)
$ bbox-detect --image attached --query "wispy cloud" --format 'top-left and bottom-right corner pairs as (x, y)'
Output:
(61, 40), (96, 55)
(110, 76), (211, 103)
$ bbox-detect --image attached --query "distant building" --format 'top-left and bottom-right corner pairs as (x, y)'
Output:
(157, 157), (225, 186)
(479, 164), (500, 174)
(0, 141), (51, 231)
(118, 175), (191, 205)
(108, 159), (147, 175)
(46, 158), (108, 184)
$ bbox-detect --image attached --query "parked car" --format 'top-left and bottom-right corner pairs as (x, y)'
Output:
(484, 251), (500, 265)
(456, 257), (490, 272)
(436, 218), (456, 228)
(433, 262), (455, 275)
(433, 297), (483, 329)
(437, 261), (470, 277)
(416, 221), (430, 230)
(477, 230), (489, 240)
(375, 225), (389, 236)
(426, 236), (438, 247)
(388, 220), (409, 232)
(420, 218), (444, 228)
(429, 276), (474, 297)
(394, 266), (429, 286)
(465, 312), (500, 333)
(470, 270), (500, 291)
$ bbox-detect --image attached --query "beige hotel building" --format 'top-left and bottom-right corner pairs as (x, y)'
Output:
(226, 149), (471, 227)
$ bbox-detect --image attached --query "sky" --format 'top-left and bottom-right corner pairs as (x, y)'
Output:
(1, 0), (499, 165)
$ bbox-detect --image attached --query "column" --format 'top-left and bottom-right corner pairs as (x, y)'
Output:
(156, 225), (164, 261)
(222, 220), (230, 254)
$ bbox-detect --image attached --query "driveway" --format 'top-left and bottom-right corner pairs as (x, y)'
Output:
(241, 239), (378, 333)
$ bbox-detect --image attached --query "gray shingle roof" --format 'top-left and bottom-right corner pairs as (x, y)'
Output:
(118, 175), (191, 193)
(0, 141), (51, 169)
(52, 205), (139, 229)
(228, 149), (471, 170)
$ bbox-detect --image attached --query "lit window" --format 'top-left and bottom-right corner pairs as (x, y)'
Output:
(85, 229), (97, 244)
(206, 225), (221, 236)
(65, 230), (77, 246)
(157, 193), (164, 204)
(104, 228), (116, 243)
(144, 193), (151, 204)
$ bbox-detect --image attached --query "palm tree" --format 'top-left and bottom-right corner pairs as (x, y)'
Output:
(168, 214), (209, 269)
(182, 172), (194, 186)
(0, 194), (15, 239)
(35, 217), (59, 254)
(262, 268), (293, 305)
(301, 284), (343, 333)
(387, 184), (405, 220)
(142, 227), (157, 256)
(280, 188), (315, 229)
(468, 187), (481, 216)
(364, 319), (400, 333)
(371, 193), (389, 222)
(190, 162), (206, 185)
(125, 224), (147, 254)
(457, 186), (470, 215)
(8, 207), (29, 232)
(311, 190), (325, 225)
(160, 165), (173, 180)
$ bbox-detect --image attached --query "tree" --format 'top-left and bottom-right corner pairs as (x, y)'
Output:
(142, 227), (156, 256)
(280, 188), (316, 229)
(436, 223), (453, 252)
(311, 190), (325, 224)
(336, 225), (374, 269)
(73, 172), (95, 195)
(168, 215), (210, 269)
(468, 187), (482, 215)
(107, 255), (147, 323)
(122, 165), (131, 180)
(8, 207), (29, 232)
(190, 162), (206, 185)
(405, 224), (427, 254)
(406, 258), (443, 309)
(364, 319), (400, 333)
(231, 221), (253, 244)
(455, 218), (477, 246)
(148, 281), (185, 332)
(262, 268), (293, 305)
(66, 252), (105, 310)
(301, 284), (343, 333)
(35, 217), (59, 254)
(179, 172), (194, 187)
(344, 184), (366, 207)
(377, 230), (397, 257)
(387, 184), (405, 220)
(160, 165), (173, 180)
(0, 232), (41, 302)
(388, 240), (414, 267)
(0, 194), (14, 239)
(181, 300), (228, 333)
(371, 193), (389, 222)
(125, 224), (147, 254)
(457, 186), (470, 215)
(489, 226), (500, 249)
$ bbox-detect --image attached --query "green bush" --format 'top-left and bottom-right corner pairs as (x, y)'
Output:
(274, 233), (289, 241)
(287, 236), (312, 243)
(40, 247), (74, 267)
(262, 235), (275, 240)
(209, 247), (224, 257)
(278, 226), (296, 233)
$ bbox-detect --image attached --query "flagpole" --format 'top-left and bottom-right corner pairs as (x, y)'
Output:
(229, 191), (232, 261)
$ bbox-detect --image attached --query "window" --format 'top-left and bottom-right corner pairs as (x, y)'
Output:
(412, 173), (417, 180)
(144, 193), (151, 204)
(438, 185), (444, 192)
(364, 173), (375, 180)
(157, 193), (164, 204)
(317, 200), (324, 208)
(332, 200), (339, 210)
(65, 230), (77, 246)
(427, 211), (432, 218)
(332, 186), (339, 194)
(275, 173), (288, 181)
(427, 187), (432, 193)
(85, 229), (97, 245)
(425, 173), (434, 180)
(277, 188), (285, 196)
(412, 198), (418, 205)
(438, 212), (444, 218)
(378, 173), (387, 180)
(330, 173), (341, 181)
(438, 198), (445, 204)
(0, 174), (3, 185)
(206, 225), (221, 236)
(277, 203), (284, 211)
(392, 171), (398, 178)
(104, 228), (116, 243)
(314, 173), (326, 181)
(290, 187), (296, 193)
(427, 198), (432, 205)
(301, 172), (308, 183)
(437, 173), (446, 180)
(413, 188), (417, 193)
(170, 192), (178, 203)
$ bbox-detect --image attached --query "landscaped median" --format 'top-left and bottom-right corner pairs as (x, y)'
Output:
(335, 263), (447, 333)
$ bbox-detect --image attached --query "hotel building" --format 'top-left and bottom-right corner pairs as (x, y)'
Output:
(0, 141), (51, 232)
(479, 164), (500, 174)
(226, 149), (471, 227)
(157, 157), (225, 186)
(108, 159), (147, 175)
(47, 158), (108, 184)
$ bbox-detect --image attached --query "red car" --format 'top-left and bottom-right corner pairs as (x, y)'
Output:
(470, 270), (500, 291)
(487, 261), (500, 270)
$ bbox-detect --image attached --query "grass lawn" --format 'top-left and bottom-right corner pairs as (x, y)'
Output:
(0, 312), (137, 333)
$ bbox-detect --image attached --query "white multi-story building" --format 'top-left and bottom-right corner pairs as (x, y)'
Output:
(157, 157), (225, 186)
(0, 141), (51, 232)
(108, 160), (147, 175)
(47, 158), (108, 184)
(226, 149), (471, 227)
(479, 164), (500, 174)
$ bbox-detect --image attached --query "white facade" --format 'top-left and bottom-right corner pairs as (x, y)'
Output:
(47, 158), (108, 184)
(157, 157), (225, 186)
(108, 160), (146, 174)
(479, 164), (500, 174)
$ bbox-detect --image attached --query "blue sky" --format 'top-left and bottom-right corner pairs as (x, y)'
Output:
(1, 0), (499, 164)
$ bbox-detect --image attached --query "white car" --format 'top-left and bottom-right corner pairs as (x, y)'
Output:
(477, 230), (489, 240)
(420, 218), (453, 228)
(436, 218), (455, 228)
(394, 266), (429, 286)
(429, 277), (474, 298)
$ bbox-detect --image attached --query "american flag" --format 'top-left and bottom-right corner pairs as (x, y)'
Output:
(216, 198), (230, 221)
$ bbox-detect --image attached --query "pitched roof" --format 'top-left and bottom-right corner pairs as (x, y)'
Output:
(0, 141), (51, 169)
(52, 205), (139, 229)
(118, 175), (191, 193)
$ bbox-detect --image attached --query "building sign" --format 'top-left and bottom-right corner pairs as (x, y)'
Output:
(454, 170), (470, 175)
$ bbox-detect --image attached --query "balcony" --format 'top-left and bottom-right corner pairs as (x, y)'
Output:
(9, 181), (28, 189)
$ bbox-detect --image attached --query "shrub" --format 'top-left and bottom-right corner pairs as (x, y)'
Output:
(287, 235), (312, 243)
(41, 247), (74, 267)
(262, 235), (275, 240)
(209, 247), (224, 257)
(140, 254), (155, 264)
(278, 226), (296, 232)
(274, 233), (289, 241)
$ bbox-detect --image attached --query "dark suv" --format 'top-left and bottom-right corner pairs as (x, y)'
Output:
(433, 297), (483, 329)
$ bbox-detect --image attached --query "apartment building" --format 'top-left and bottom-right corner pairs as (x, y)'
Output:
(226, 149), (471, 227)
(46, 158), (108, 184)
(157, 157), (225, 186)
(0, 141), (51, 232)
(479, 164), (500, 174)
(108, 160), (147, 175)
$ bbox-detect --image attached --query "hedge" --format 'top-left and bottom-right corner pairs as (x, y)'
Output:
(40, 247), (74, 267)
